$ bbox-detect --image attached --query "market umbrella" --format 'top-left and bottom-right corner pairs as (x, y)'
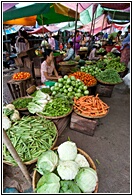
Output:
(3, 3), (79, 26)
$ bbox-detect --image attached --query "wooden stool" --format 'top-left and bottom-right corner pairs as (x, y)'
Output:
(7, 78), (33, 100)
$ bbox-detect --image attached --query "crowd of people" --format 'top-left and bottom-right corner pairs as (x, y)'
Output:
(3, 25), (130, 85)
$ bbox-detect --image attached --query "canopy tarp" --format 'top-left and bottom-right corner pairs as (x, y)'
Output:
(79, 14), (111, 34)
(3, 3), (79, 26)
(28, 25), (60, 34)
(3, 3), (18, 11)
(3, 25), (23, 35)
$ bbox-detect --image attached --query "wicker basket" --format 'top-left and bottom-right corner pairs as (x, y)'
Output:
(32, 147), (98, 193)
(26, 85), (37, 95)
(11, 96), (33, 111)
(74, 108), (109, 119)
(3, 119), (58, 166)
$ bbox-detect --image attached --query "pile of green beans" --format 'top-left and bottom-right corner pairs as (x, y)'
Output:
(3, 116), (57, 166)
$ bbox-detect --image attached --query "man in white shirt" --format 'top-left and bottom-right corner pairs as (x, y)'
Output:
(63, 41), (74, 61)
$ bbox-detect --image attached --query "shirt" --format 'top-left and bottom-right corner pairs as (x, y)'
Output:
(41, 60), (55, 83)
(15, 36), (30, 53)
(63, 48), (74, 61)
(121, 33), (130, 49)
(48, 37), (55, 50)
(88, 48), (100, 61)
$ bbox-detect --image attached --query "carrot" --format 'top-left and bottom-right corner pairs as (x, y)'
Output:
(74, 95), (109, 117)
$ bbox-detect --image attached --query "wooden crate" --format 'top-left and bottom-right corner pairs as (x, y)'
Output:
(70, 112), (98, 136)
(95, 83), (114, 97)
(52, 115), (70, 136)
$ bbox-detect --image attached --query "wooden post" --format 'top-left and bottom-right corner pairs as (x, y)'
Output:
(3, 130), (31, 185)
(74, 3), (79, 56)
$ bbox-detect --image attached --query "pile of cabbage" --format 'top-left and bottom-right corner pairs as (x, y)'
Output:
(35, 141), (98, 193)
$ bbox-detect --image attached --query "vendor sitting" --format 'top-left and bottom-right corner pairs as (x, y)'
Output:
(88, 44), (101, 61)
(63, 41), (74, 61)
(41, 49), (62, 84)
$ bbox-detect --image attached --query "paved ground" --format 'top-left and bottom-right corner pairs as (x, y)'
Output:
(3, 67), (130, 193)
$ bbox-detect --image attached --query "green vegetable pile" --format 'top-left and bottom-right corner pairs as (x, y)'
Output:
(30, 88), (52, 97)
(96, 48), (106, 53)
(3, 116), (57, 165)
(96, 69), (123, 84)
(12, 97), (33, 109)
(35, 141), (98, 193)
(50, 75), (89, 99)
(80, 65), (102, 77)
(103, 55), (126, 72)
(39, 97), (72, 117)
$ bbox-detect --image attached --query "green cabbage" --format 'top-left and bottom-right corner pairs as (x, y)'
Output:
(75, 167), (98, 193)
(59, 180), (81, 193)
(57, 160), (79, 180)
(75, 154), (90, 168)
(37, 150), (58, 175)
(57, 141), (77, 161)
(36, 172), (60, 193)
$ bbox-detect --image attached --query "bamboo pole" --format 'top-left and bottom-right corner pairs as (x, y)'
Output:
(74, 3), (78, 56)
(3, 130), (31, 185)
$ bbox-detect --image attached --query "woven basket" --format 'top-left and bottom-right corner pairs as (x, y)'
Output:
(74, 108), (109, 119)
(32, 147), (98, 193)
(26, 85), (37, 95)
(3, 119), (58, 166)
(11, 96), (33, 111)
(97, 78), (123, 85)
(36, 107), (73, 120)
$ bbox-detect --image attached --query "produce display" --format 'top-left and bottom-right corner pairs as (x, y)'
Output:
(105, 60), (126, 72)
(69, 72), (97, 87)
(3, 116), (57, 165)
(12, 72), (31, 80)
(80, 65), (102, 77)
(85, 60), (96, 65)
(74, 94), (109, 118)
(34, 141), (98, 193)
(96, 48), (106, 54)
(38, 97), (72, 117)
(59, 60), (78, 66)
(30, 88), (52, 97)
(96, 69), (123, 84)
(12, 97), (33, 109)
(3, 104), (20, 130)
(27, 90), (51, 114)
(50, 75), (89, 99)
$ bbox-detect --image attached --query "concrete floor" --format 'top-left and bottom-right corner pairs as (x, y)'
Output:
(3, 67), (130, 193)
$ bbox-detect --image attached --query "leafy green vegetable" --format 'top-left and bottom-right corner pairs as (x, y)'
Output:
(59, 180), (81, 193)
(12, 97), (32, 109)
(36, 172), (60, 193)
(3, 108), (14, 116)
(75, 167), (98, 193)
(37, 150), (58, 175)
(96, 69), (122, 84)
(57, 141), (77, 161)
(57, 160), (79, 180)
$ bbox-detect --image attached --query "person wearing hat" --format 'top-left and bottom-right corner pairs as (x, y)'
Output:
(88, 44), (101, 61)
(120, 25), (130, 67)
